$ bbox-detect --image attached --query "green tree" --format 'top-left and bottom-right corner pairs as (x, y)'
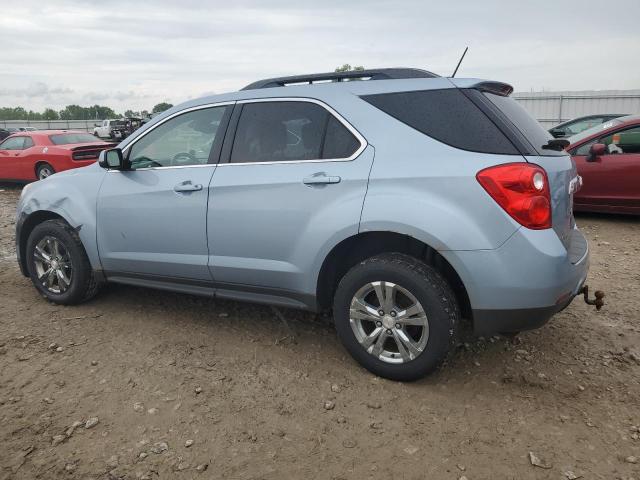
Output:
(152, 102), (173, 114)
(335, 64), (365, 73)
(59, 104), (118, 120)
(43, 108), (59, 120)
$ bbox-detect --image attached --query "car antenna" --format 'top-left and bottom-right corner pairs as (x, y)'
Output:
(451, 46), (468, 78)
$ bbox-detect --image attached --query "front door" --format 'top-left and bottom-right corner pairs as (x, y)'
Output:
(207, 99), (372, 298)
(0, 136), (34, 180)
(574, 125), (640, 211)
(97, 105), (231, 281)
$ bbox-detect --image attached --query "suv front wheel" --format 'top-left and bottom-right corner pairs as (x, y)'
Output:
(26, 219), (101, 305)
(333, 253), (459, 381)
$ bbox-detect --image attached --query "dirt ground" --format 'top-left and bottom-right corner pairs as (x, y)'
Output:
(0, 183), (639, 480)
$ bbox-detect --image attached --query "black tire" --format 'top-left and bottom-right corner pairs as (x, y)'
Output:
(26, 219), (101, 305)
(333, 253), (459, 381)
(36, 163), (55, 180)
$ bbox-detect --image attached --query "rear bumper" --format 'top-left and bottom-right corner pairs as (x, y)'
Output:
(472, 288), (579, 335)
(441, 225), (589, 335)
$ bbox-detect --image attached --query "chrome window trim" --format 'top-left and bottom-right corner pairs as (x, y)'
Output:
(220, 97), (367, 167)
(115, 97), (367, 171)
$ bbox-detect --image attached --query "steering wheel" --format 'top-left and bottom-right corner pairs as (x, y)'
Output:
(172, 152), (196, 166)
(131, 156), (163, 168)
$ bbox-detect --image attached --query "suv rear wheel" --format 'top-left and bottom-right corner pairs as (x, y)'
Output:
(333, 253), (459, 381)
(26, 219), (100, 305)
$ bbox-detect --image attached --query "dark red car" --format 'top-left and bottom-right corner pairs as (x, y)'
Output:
(566, 115), (640, 215)
(0, 130), (114, 181)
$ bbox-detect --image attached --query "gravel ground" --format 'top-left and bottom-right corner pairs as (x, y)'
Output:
(0, 183), (639, 480)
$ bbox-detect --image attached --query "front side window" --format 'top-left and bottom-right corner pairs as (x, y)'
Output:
(230, 101), (360, 163)
(600, 126), (640, 154)
(0, 136), (28, 150)
(128, 106), (228, 169)
(574, 125), (640, 156)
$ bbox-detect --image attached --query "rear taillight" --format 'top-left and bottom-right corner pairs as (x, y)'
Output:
(476, 163), (552, 230)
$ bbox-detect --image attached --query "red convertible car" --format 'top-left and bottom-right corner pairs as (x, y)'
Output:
(0, 130), (114, 181)
(566, 115), (640, 215)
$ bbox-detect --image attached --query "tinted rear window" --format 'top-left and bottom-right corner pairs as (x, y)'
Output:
(482, 92), (563, 156)
(49, 133), (102, 145)
(361, 89), (518, 155)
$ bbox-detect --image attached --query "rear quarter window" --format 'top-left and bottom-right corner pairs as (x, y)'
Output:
(361, 89), (518, 155)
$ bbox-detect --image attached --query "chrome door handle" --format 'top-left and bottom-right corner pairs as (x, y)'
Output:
(303, 174), (341, 185)
(173, 181), (203, 192)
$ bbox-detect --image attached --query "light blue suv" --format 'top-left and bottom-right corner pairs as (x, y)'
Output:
(15, 69), (596, 380)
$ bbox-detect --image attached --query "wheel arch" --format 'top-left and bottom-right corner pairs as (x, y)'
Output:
(316, 231), (472, 321)
(34, 161), (54, 179)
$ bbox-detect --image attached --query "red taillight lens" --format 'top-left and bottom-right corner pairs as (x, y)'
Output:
(476, 163), (552, 229)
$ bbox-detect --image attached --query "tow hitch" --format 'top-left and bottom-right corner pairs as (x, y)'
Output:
(578, 285), (605, 310)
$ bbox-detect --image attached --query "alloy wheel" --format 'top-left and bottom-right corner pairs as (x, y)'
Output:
(349, 281), (429, 364)
(33, 235), (73, 294)
(38, 167), (53, 179)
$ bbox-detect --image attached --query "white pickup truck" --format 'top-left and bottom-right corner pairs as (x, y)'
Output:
(93, 119), (126, 139)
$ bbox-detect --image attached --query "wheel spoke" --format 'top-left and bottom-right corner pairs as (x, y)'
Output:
(396, 314), (428, 327)
(38, 267), (52, 283)
(361, 326), (384, 349)
(392, 331), (411, 362)
(56, 269), (71, 289)
(52, 239), (62, 258)
(396, 303), (421, 319)
(351, 297), (381, 319)
(373, 281), (395, 312)
(350, 308), (379, 322)
(393, 329), (423, 360)
(47, 269), (57, 288)
(370, 329), (387, 358)
(34, 245), (51, 263)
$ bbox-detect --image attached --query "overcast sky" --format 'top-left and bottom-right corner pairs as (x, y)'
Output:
(1, 0), (639, 113)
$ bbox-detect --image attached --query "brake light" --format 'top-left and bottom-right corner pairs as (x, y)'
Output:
(476, 163), (552, 229)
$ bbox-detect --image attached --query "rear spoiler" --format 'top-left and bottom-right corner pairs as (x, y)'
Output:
(448, 78), (514, 96)
(70, 143), (115, 151)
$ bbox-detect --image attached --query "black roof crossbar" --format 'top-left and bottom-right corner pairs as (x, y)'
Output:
(241, 68), (439, 90)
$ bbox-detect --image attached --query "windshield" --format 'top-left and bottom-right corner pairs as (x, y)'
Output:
(567, 118), (627, 145)
(49, 133), (103, 145)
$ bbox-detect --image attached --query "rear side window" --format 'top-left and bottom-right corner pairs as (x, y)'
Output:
(230, 101), (361, 163)
(361, 89), (518, 155)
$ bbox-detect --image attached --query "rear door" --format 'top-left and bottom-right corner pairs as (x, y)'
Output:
(207, 99), (372, 298)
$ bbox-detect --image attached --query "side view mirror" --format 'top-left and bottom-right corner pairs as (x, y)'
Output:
(586, 143), (606, 162)
(549, 128), (566, 138)
(99, 148), (126, 169)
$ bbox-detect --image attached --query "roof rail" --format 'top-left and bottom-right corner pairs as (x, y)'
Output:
(241, 68), (439, 90)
